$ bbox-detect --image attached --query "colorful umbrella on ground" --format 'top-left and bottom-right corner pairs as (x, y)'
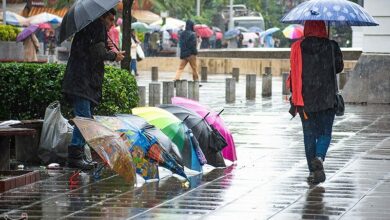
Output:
(131, 22), (150, 33)
(28, 12), (62, 24)
(194, 24), (213, 38)
(282, 24), (304, 39)
(16, 24), (39, 42)
(159, 104), (227, 167)
(132, 107), (204, 172)
(95, 116), (188, 180)
(280, 0), (378, 26)
(171, 97), (237, 162)
(116, 114), (183, 165)
(94, 116), (159, 180)
(0, 11), (29, 26)
(72, 117), (136, 183)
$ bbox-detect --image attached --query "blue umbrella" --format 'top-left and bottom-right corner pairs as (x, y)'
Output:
(280, 0), (378, 26)
(16, 24), (39, 42)
(248, 26), (263, 33)
(224, 29), (240, 40)
(260, 27), (280, 37)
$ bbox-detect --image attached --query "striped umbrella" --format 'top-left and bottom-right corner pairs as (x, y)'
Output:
(0, 11), (29, 26)
(282, 24), (304, 39)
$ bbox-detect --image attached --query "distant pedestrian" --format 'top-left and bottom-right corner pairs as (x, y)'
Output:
(23, 33), (39, 62)
(174, 20), (199, 82)
(130, 29), (140, 76)
(288, 20), (344, 185)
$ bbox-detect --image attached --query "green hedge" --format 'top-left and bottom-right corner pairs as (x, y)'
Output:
(0, 63), (139, 120)
(0, 25), (21, 41)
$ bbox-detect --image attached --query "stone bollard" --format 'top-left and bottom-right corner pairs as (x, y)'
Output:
(339, 71), (350, 90)
(175, 80), (188, 98)
(138, 86), (146, 107)
(151, 66), (158, 81)
(201, 66), (208, 82)
(148, 83), (161, 106)
(226, 78), (236, 103)
(261, 67), (272, 97)
(246, 74), (256, 100)
(188, 81), (200, 101)
(163, 81), (175, 104)
(232, 68), (240, 82)
(282, 72), (290, 95)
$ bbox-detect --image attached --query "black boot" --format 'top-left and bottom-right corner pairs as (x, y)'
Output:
(68, 146), (96, 170)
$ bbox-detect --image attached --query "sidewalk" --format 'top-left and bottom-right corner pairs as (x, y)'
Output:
(1, 71), (390, 219)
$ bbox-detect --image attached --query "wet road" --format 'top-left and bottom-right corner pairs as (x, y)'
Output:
(1, 72), (390, 219)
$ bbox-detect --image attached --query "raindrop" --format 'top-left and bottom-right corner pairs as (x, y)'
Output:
(323, 7), (328, 13)
(305, 11), (311, 17)
(338, 16), (346, 20)
(342, 8), (349, 14)
(327, 12), (333, 17)
(333, 5), (341, 11)
(349, 13), (356, 19)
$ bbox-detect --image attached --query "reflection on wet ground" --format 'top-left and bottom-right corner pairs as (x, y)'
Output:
(1, 73), (390, 219)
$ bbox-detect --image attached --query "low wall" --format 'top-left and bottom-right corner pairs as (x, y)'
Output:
(137, 56), (357, 76)
(0, 41), (24, 60)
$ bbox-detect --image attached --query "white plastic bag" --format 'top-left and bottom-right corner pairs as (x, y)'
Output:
(39, 101), (73, 164)
(136, 44), (145, 60)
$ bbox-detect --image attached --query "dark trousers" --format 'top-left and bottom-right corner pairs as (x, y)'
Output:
(300, 109), (335, 172)
(70, 96), (94, 148)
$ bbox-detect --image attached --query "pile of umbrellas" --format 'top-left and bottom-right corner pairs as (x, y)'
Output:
(73, 97), (237, 184)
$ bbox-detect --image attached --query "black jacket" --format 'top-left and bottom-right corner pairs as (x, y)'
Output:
(301, 37), (344, 112)
(179, 20), (197, 59)
(62, 19), (116, 105)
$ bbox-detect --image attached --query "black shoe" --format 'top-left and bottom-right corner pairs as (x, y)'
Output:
(307, 172), (314, 183)
(68, 146), (96, 170)
(311, 158), (326, 184)
(135, 72), (139, 76)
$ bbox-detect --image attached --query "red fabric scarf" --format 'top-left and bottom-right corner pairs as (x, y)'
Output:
(287, 20), (328, 107)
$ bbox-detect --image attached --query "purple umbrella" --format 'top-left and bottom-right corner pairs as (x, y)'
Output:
(171, 97), (237, 162)
(16, 24), (39, 42)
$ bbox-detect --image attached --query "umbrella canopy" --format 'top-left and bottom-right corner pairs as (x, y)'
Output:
(131, 21), (150, 33)
(248, 26), (263, 33)
(94, 116), (159, 180)
(283, 24), (304, 39)
(260, 27), (281, 37)
(150, 17), (185, 29)
(171, 97), (237, 162)
(211, 26), (221, 32)
(235, 26), (248, 33)
(58, 0), (120, 43)
(16, 24), (39, 42)
(280, 0), (378, 26)
(159, 104), (227, 167)
(28, 12), (62, 24)
(116, 114), (183, 165)
(0, 11), (29, 26)
(132, 107), (204, 172)
(95, 116), (188, 180)
(194, 24), (213, 38)
(224, 29), (240, 40)
(72, 117), (136, 183)
(216, 32), (223, 40)
(38, 23), (52, 29)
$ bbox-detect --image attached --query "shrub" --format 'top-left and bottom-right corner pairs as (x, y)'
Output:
(0, 25), (21, 41)
(0, 63), (139, 120)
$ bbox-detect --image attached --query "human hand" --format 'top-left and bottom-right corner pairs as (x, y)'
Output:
(115, 51), (125, 62)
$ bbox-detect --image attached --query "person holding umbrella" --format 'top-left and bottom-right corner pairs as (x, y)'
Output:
(61, 8), (125, 170)
(288, 20), (343, 185)
(16, 24), (40, 62)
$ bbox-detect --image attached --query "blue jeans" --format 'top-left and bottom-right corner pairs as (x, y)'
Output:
(130, 59), (137, 75)
(70, 96), (94, 148)
(300, 109), (335, 172)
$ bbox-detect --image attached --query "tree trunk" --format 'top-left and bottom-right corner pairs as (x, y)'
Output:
(121, 0), (132, 71)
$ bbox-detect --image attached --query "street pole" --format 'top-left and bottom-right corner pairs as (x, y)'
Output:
(228, 0), (234, 30)
(196, 0), (200, 16)
(2, 0), (6, 25)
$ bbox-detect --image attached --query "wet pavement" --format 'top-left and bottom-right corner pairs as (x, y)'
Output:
(1, 71), (390, 220)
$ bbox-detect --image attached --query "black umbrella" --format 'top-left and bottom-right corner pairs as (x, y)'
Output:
(159, 104), (227, 167)
(116, 114), (184, 166)
(57, 0), (119, 43)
